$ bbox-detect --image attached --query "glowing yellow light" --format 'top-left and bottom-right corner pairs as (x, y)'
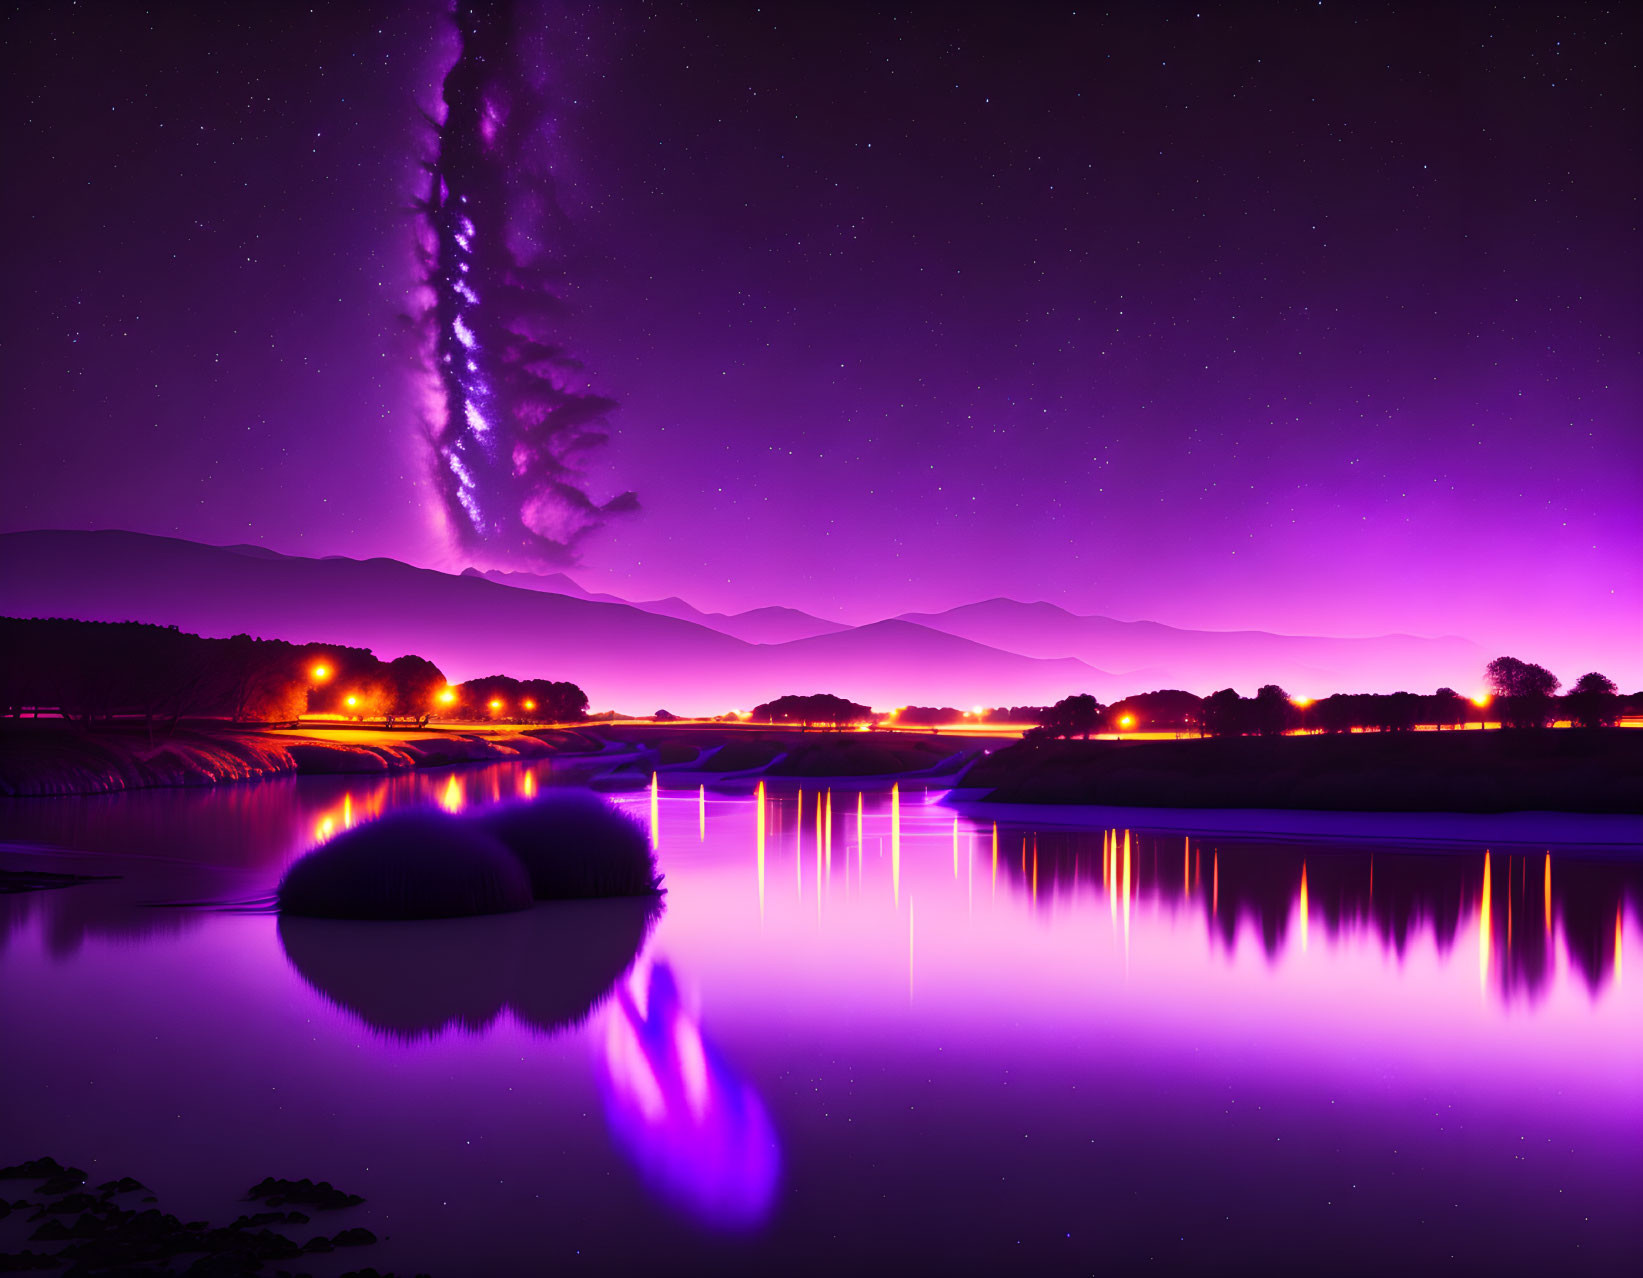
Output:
(972, 705), (985, 715)
(440, 774), (463, 813)
(523, 699), (536, 712)
(489, 698), (503, 710)
(1471, 693), (1491, 708)
(891, 782), (901, 906)
(1291, 696), (1313, 708)
(439, 688), (456, 704)
(345, 695), (358, 708)
(755, 780), (766, 920)
(1479, 851), (1492, 994)
(1299, 863), (1309, 953)
(1118, 714), (1134, 729)
(311, 664), (330, 681)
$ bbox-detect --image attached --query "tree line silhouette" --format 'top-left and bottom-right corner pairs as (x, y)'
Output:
(1024, 657), (1628, 738)
(0, 617), (588, 732)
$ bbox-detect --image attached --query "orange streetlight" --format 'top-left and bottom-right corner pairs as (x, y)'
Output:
(1118, 714), (1134, 730)
(523, 699), (536, 712)
(345, 695), (358, 709)
(311, 664), (330, 681)
(489, 698), (504, 712)
(439, 688), (456, 705)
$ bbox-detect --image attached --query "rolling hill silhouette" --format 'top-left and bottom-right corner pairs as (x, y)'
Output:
(897, 598), (1481, 696)
(0, 531), (1114, 713)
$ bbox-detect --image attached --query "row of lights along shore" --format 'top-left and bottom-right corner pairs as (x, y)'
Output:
(308, 662), (535, 714)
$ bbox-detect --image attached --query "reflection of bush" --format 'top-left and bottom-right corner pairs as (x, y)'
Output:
(474, 792), (662, 898)
(278, 897), (661, 1040)
(277, 809), (533, 919)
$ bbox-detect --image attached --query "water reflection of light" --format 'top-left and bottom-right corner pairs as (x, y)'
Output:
(755, 781), (766, 920)
(1299, 863), (1309, 954)
(521, 768), (536, 799)
(1544, 853), (1551, 936)
(1480, 851), (1493, 994)
(650, 772), (660, 849)
(598, 962), (780, 1230)
(891, 783), (901, 906)
(699, 785), (706, 842)
(440, 773), (464, 813)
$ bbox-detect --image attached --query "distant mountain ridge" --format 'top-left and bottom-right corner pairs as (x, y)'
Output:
(897, 598), (1482, 696)
(0, 531), (1114, 714)
(462, 566), (849, 644)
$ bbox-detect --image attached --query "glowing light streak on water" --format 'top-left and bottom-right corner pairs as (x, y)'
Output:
(1616, 908), (1623, 987)
(521, 768), (535, 799)
(699, 785), (705, 842)
(650, 772), (659, 850)
(991, 823), (997, 897)
(796, 791), (803, 900)
(1545, 853), (1552, 936)
(755, 781), (765, 921)
(890, 783), (901, 907)
(953, 817), (959, 878)
(441, 774), (464, 813)
(1480, 851), (1493, 995)
(1122, 831), (1132, 954)
(1213, 850), (1219, 917)
(1299, 863), (1310, 953)
(674, 1017), (710, 1121)
(1184, 836), (1190, 897)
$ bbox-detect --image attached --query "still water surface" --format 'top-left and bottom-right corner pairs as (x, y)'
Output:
(1, 763), (1639, 1275)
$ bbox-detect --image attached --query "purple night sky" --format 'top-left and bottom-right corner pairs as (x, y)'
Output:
(2, 2), (1637, 681)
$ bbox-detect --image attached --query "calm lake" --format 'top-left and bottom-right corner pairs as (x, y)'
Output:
(2, 763), (1639, 1275)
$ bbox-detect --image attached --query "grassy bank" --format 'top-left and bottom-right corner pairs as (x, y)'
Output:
(961, 729), (1643, 813)
(0, 722), (599, 797)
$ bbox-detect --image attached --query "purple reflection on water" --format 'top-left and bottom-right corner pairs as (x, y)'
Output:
(599, 958), (780, 1229)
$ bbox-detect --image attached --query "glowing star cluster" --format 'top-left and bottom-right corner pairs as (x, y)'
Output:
(420, 0), (636, 563)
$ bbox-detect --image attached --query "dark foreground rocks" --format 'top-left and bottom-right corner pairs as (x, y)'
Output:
(0, 1157), (420, 1276)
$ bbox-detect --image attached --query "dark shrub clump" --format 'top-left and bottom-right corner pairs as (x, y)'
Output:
(473, 791), (662, 899)
(277, 809), (532, 919)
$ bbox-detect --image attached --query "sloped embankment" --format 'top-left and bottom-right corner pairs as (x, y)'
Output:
(962, 730), (1643, 813)
(0, 726), (584, 797)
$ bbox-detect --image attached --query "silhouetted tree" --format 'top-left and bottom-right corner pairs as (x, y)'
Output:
(1202, 688), (1246, 736)
(752, 693), (872, 728)
(1566, 672), (1619, 730)
(1433, 687), (1466, 730)
(1041, 693), (1104, 739)
(1105, 690), (1203, 734)
(384, 654), (447, 728)
(1252, 684), (1292, 736)
(1485, 656), (1561, 728)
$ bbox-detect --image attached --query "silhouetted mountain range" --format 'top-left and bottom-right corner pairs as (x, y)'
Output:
(462, 566), (849, 644)
(897, 598), (1482, 696)
(0, 531), (1115, 713)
